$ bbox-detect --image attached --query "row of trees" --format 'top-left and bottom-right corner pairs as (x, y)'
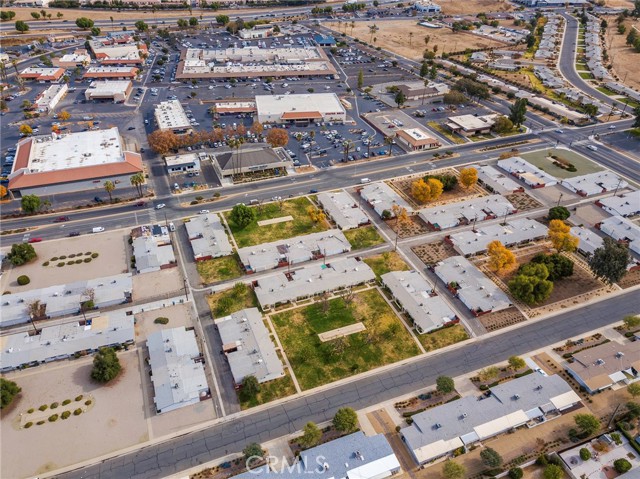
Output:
(410, 168), (478, 204)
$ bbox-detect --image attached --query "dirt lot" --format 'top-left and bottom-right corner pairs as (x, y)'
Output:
(437, 0), (514, 15)
(619, 268), (640, 289)
(605, 18), (640, 91)
(411, 240), (457, 266)
(0, 350), (147, 479)
(478, 306), (528, 332)
(134, 303), (194, 345)
(1, 232), (129, 294)
(505, 192), (543, 212)
(324, 19), (505, 60)
(131, 268), (184, 302)
(387, 215), (431, 238)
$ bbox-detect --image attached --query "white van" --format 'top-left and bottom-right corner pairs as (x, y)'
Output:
(360, 178), (371, 184)
(92, 227), (105, 233)
(169, 222), (176, 232)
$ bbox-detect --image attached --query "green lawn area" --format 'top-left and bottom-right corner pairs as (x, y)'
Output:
(427, 121), (466, 145)
(196, 254), (243, 284)
(596, 86), (618, 96)
(271, 289), (420, 390)
(416, 324), (469, 352)
(579, 72), (594, 80)
(575, 63), (589, 71)
(343, 226), (386, 250)
(240, 352), (297, 409)
(630, 128), (640, 138)
(207, 282), (258, 317)
(363, 251), (409, 279)
(223, 197), (329, 248)
(521, 148), (604, 179)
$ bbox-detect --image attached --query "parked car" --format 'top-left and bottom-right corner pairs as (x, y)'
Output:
(199, 209), (210, 214)
(68, 231), (80, 237)
(134, 201), (146, 207)
(28, 237), (43, 243)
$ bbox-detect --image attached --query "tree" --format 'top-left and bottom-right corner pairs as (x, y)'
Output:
(177, 18), (188, 29)
(90, 26), (101, 36)
(548, 206), (570, 221)
(492, 115), (514, 134)
(21, 194), (41, 214)
(543, 464), (563, 479)
(487, 240), (517, 273)
(589, 237), (631, 284)
(58, 110), (71, 121)
(411, 178), (430, 203)
(266, 128), (289, 148)
(394, 90), (406, 107)
(509, 467), (524, 479)
(250, 121), (263, 136)
(31, 12), (41, 20)
(508, 355), (526, 371)
(579, 447), (591, 460)
(15, 20), (29, 33)
(529, 253), (573, 281)
(216, 14), (229, 24)
(0, 378), (21, 409)
(103, 180), (115, 203)
(299, 422), (322, 448)
(130, 173), (145, 198)
(75, 17), (94, 30)
(614, 458), (632, 473)
(134, 20), (148, 32)
(442, 460), (465, 479)
(480, 447), (503, 468)
(91, 347), (122, 383)
(357, 69), (364, 89)
(574, 413), (600, 436)
(459, 167), (478, 189)
(633, 105), (640, 128)
(0, 185), (7, 199)
(240, 375), (260, 401)
(243, 443), (264, 466)
(147, 130), (180, 155)
(548, 219), (578, 253)
(429, 65), (437, 80)
(1, 11), (16, 21)
(508, 98), (527, 127)
(230, 203), (255, 229)
(454, 77), (489, 100)
(333, 407), (358, 432)
(7, 243), (37, 266)
(436, 376), (455, 394)
(628, 383), (640, 398)
(19, 124), (33, 136)
(420, 62), (429, 78)
(623, 315), (640, 329)
(509, 264), (553, 305)
(443, 90), (467, 105)
(189, 17), (198, 27)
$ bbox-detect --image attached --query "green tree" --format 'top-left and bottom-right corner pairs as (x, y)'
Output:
(588, 237), (631, 285)
(574, 413), (600, 436)
(91, 348), (122, 383)
(90, 26), (101, 36)
(614, 458), (632, 473)
(508, 356), (526, 371)
(216, 14), (229, 24)
(529, 253), (573, 281)
(189, 17), (198, 27)
(442, 460), (465, 479)
(508, 467), (524, 479)
(492, 116), (514, 134)
(394, 90), (406, 107)
(480, 447), (503, 468)
(419, 61), (429, 77)
(508, 98), (527, 128)
(624, 315), (640, 329)
(7, 243), (37, 266)
(443, 90), (467, 105)
(543, 464), (563, 479)
(0, 378), (21, 409)
(103, 180), (115, 203)
(509, 264), (553, 305)
(134, 20), (148, 32)
(299, 422), (322, 448)
(243, 443), (264, 466)
(21, 194), (41, 214)
(436, 375), (455, 394)
(30, 12), (40, 20)
(357, 69), (364, 88)
(75, 17), (94, 29)
(548, 206), (570, 221)
(241, 375), (260, 401)
(230, 203), (256, 229)
(579, 448), (591, 460)
(333, 407), (358, 432)
(429, 64), (437, 79)
(628, 383), (640, 397)
(177, 18), (188, 28)
(15, 20), (29, 33)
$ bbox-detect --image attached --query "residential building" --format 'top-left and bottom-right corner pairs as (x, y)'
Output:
(598, 216), (640, 255)
(565, 341), (640, 394)
(434, 256), (511, 316)
(395, 128), (440, 151)
(401, 374), (581, 464)
(418, 195), (516, 231)
(233, 431), (400, 479)
(360, 182), (412, 218)
(147, 327), (209, 414)
(596, 191), (640, 217)
(177, 46), (337, 80)
(381, 271), (456, 334)
(317, 191), (370, 230)
(604, 82), (640, 103)
(8, 128), (143, 197)
(446, 114), (497, 136)
(255, 93), (346, 124)
(447, 218), (548, 256)
(185, 213), (233, 261)
(211, 146), (292, 178)
(215, 308), (284, 386)
(560, 172), (627, 197)
(238, 24), (275, 39)
(471, 164), (524, 195)
(84, 80), (132, 103)
(154, 100), (192, 134)
(131, 225), (176, 274)
(0, 313), (134, 372)
(570, 226), (604, 257)
(0, 273), (133, 328)
(83, 66), (138, 80)
(165, 152), (205, 174)
(19, 67), (65, 83)
(237, 229), (350, 273)
(57, 49), (91, 67)
(254, 258), (375, 310)
(34, 83), (68, 113)
(498, 156), (558, 188)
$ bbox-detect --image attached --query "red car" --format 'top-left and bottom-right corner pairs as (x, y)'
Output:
(134, 201), (146, 207)
(28, 237), (43, 243)
(53, 216), (70, 223)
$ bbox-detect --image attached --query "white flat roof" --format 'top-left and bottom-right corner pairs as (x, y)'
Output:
(86, 66), (136, 73)
(26, 128), (124, 172)
(561, 171), (627, 197)
(255, 93), (345, 116)
(155, 100), (191, 131)
(597, 191), (640, 217)
(86, 80), (131, 95)
(35, 84), (67, 108)
(164, 152), (201, 167)
(317, 191), (369, 230)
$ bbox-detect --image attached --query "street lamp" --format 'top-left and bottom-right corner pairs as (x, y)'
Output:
(556, 192), (564, 207)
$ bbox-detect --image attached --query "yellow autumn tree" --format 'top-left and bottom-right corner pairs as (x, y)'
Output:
(459, 167), (478, 190)
(0, 185), (7, 199)
(487, 240), (517, 273)
(58, 110), (71, 121)
(307, 206), (325, 223)
(548, 219), (578, 252)
(392, 204), (409, 226)
(426, 178), (443, 201)
(411, 178), (431, 203)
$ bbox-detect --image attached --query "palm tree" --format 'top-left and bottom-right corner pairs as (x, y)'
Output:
(369, 24), (378, 43)
(409, 32), (414, 46)
(421, 78), (429, 106)
(366, 134), (375, 158)
(384, 136), (394, 156)
(0, 61), (7, 83)
(342, 140), (354, 162)
(351, 21), (355, 35)
(227, 137), (245, 177)
(130, 173), (145, 198)
(11, 60), (25, 91)
(104, 180), (115, 203)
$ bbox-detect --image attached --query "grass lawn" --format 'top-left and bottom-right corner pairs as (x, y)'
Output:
(343, 226), (386, 250)
(240, 353), (297, 409)
(520, 148), (604, 179)
(596, 86), (618, 96)
(579, 72), (594, 79)
(575, 63), (589, 71)
(271, 289), (420, 390)
(207, 282), (259, 317)
(223, 197), (329, 248)
(363, 251), (409, 279)
(427, 121), (466, 145)
(416, 324), (469, 352)
(196, 254), (243, 284)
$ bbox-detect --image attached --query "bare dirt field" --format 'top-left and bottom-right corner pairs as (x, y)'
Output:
(1, 232), (129, 294)
(387, 215), (431, 238)
(477, 306), (527, 332)
(411, 240), (457, 266)
(438, 0), (514, 15)
(0, 350), (147, 479)
(606, 18), (640, 91)
(324, 20), (506, 60)
(132, 267), (184, 301)
(505, 192), (543, 211)
(619, 268), (640, 289)
(134, 303), (194, 345)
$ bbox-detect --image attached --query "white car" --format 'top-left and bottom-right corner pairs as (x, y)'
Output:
(587, 145), (598, 151)
(199, 209), (210, 215)
(155, 203), (166, 210)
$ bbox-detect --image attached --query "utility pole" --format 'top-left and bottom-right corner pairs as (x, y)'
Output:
(183, 278), (189, 301)
(556, 192), (564, 207)
(613, 178), (622, 197)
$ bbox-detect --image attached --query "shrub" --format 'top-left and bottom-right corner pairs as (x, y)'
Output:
(50, 402), (59, 409)
(154, 317), (169, 324)
(75, 395), (83, 401)
(62, 399), (71, 405)
(73, 408), (82, 416)
(614, 458), (632, 473)
(84, 258), (92, 263)
(85, 399), (92, 406)
(17, 275), (30, 286)
(91, 347), (122, 383)
(509, 467), (523, 479)
(51, 257), (59, 261)
(59, 255), (67, 260)
(36, 420), (45, 425)
(190, 200), (199, 205)
(195, 196), (204, 201)
(74, 259), (82, 264)
(579, 448), (591, 460)
(67, 261), (74, 265)
(57, 262), (65, 267)
(85, 252), (92, 255)
(69, 253), (76, 258)
(91, 253), (99, 258)
(42, 261), (49, 266)
(61, 411), (71, 419)
(1, 378), (22, 409)
(24, 422), (33, 428)
(48, 414), (59, 422)
(27, 408), (34, 414)
(38, 404), (48, 411)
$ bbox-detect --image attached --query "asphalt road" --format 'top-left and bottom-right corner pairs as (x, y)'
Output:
(56, 288), (640, 479)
